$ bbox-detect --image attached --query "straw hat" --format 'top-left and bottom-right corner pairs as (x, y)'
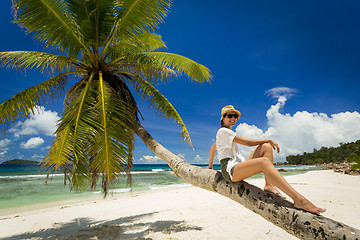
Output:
(220, 105), (241, 120)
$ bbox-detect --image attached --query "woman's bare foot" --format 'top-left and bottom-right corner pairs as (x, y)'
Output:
(264, 185), (286, 199)
(294, 197), (326, 214)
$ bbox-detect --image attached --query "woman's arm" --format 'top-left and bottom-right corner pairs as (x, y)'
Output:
(233, 135), (280, 153)
(203, 142), (216, 169)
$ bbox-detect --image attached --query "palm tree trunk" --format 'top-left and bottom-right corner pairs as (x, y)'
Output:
(133, 122), (360, 240)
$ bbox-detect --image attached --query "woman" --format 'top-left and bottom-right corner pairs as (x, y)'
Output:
(206, 105), (325, 214)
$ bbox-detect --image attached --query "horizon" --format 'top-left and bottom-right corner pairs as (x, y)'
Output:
(1, 0), (360, 164)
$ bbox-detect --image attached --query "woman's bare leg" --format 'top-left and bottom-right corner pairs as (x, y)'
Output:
(231, 157), (325, 214)
(246, 143), (284, 198)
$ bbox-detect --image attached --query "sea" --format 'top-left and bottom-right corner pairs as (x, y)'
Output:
(0, 163), (322, 211)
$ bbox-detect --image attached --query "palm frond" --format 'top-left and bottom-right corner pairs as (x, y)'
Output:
(40, 125), (72, 177)
(113, 63), (176, 85)
(138, 52), (212, 83)
(90, 71), (135, 195)
(122, 71), (192, 145)
(50, 71), (136, 194)
(12, 0), (88, 57)
(66, 0), (117, 46)
(63, 78), (88, 107)
(0, 74), (69, 133)
(67, 77), (98, 192)
(101, 0), (171, 57)
(0, 51), (87, 73)
(106, 33), (166, 62)
(45, 73), (99, 192)
(65, 74), (98, 157)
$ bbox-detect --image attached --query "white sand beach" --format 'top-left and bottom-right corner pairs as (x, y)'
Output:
(0, 170), (359, 240)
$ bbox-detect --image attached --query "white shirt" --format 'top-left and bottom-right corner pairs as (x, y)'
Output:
(216, 128), (246, 176)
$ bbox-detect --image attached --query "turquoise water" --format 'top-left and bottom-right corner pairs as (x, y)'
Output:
(0, 163), (322, 211)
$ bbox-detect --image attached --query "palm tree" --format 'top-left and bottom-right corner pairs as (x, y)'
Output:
(1, 1), (359, 238)
(0, 0), (211, 195)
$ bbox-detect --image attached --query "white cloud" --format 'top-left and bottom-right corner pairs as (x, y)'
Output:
(0, 139), (11, 159)
(193, 155), (204, 163)
(265, 86), (298, 99)
(138, 153), (200, 164)
(137, 153), (209, 165)
(16, 153), (24, 159)
(235, 97), (360, 161)
(0, 150), (8, 156)
(21, 137), (45, 149)
(41, 145), (51, 151)
(31, 154), (44, 160)
(140, 155), (161, 163)
(10, 106), (60, 137)
(0, 139), (11, 148)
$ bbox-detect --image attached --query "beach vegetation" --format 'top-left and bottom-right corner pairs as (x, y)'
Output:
(349, 145), (360, 170)
(286, 139), (360, 169)
(0, 0), (211, 195)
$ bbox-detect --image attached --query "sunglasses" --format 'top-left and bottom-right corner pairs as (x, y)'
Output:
(225, 114), (238, 119)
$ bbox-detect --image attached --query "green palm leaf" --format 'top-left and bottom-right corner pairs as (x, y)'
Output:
(67, 0), (117, 46)
(114, 62), (176, 85)
(46, 73), (98, 192)
(107, 33), (166, 62)
(69, 75), (98, 157)
(102, 0), (171, 56)
(116, 0), (171, 35)
(13, 0), (88, 57)
(60, 74), (99, 191)
(136, 52), (212, 83)
(90, 71), (135, 195)
(0, 51), (87, 73)
(41, 125), (72, 177)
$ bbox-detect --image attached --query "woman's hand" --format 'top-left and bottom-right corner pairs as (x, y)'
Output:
(268, 140), (280, 153)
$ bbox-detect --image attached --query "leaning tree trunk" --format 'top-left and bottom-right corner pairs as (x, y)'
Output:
(133, 122), (360, 240)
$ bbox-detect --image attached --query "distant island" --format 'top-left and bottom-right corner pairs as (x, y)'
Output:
(1, 159), (40, 165)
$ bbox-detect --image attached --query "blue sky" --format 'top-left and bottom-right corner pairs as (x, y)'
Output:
(1, 0), (360, 164)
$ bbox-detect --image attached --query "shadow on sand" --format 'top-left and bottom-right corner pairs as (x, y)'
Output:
(3, 212), (202, 240)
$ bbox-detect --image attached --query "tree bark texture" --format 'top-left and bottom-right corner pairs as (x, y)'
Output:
(134, 123), (360, 240)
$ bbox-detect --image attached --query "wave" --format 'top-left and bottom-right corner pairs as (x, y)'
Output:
(0, 173), (64, 179)
(109, 188), (131, 193)
(90, 188), (131, 194)
(131, 170), (172, 175)
(275, 165), (321, 171)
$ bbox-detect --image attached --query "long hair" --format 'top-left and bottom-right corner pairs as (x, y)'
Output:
(220, 113), (226, 127)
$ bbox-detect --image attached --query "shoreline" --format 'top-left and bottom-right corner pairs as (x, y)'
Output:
(1, 170), (359, 239)
(319, 161), (360, 175)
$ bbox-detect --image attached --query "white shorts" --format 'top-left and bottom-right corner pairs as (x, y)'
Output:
(226, 157), (242, 180)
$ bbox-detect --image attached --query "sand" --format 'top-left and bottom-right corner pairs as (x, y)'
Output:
(0, 170), (359, 240)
